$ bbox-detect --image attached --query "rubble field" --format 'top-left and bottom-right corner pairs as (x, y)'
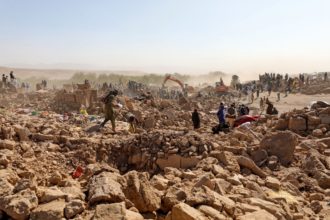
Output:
(0, 90), (329, 220)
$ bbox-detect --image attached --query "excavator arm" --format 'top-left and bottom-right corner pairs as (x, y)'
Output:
(162, 74), (184, 90)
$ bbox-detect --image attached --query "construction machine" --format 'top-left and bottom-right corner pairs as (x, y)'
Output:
(162, 74), (194, 93)
(215, 77), (229, 94)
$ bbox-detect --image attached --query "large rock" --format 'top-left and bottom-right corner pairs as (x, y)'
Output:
(126, 210), (144, 220)
(150, 175), (169, 191)
(124, 171), (161, 212)
(275, 118), (288, 130)
(0, 139), (15, 150)
(64, 199), (85, 219)
(156, 155), (200, 170)
(288, 116), (306, 131)
(171, 203), (207, 220)
(143, 116), (155, 129)
(13, 125), (30, 141)
(246, 198), (285, 219)
(30, 199), (66, 220)
(314, 171), (330, 189)
(93, 202), (126, 220)
(0, 189), (38, 220)
(0, 169), (19, 197)
(319, 107), (330, 124)
(217, 151), (240, 172)
(265, 177), (281, 191)
(260, 131), (298, 166)
(185, 186), (215, 207)
(156, 154), (181, 170)
(236, 156), (267, 178)
(0, 178), (14, 197)
(60, 181), (86, 201)
(162, 186), (187, 212)
(88, 172), (125, 205)
(237, 210), (276, 220)
(198, 205), (226, 220)
(37, 186), (66, 203)
(250, 149), (268, 166)
(14, 178), (37, 193)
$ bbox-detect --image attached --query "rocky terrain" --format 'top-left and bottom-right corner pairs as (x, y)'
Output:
(0, 91), (329, 220)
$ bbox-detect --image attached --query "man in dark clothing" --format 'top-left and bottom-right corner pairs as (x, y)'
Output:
(325, 72), (328, 81)
(9, 71), (15, 81)
(192, 109), (200, 129)
(239, 104), (250, 115)
(217, 103), (226, 125)
(226, 104), (236, 128)
(266, 98), (275, 115)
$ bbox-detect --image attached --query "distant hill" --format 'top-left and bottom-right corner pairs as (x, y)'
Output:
(0, 66), (147, 80)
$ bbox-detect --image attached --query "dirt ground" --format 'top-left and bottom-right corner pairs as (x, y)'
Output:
(248, 91), (330, 114)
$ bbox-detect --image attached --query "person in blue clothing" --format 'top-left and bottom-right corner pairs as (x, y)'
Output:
(217, 103), (226, 125)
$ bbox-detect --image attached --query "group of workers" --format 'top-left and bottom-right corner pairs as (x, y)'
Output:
(1, 71), (16, 89)
(191, 97), (278, 132)
(97, 90), (279, 134)
(78, 68), (329, 134)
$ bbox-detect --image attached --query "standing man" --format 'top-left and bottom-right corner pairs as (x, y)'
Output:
(2, 74), (6, 85)
(217, 103), (226, 125)
(100, 90), (118, 133)
(191, 109), (200, 129)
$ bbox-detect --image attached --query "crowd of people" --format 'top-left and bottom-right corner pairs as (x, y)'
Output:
(1, 71), (16, 89)
(2, 70), (328, 134)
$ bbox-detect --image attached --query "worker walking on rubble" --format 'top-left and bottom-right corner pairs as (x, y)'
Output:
(192, 109), (200, 129)
(100, 90), (118, 132)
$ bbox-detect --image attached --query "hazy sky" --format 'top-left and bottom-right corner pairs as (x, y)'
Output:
(1, 0), (330, 76)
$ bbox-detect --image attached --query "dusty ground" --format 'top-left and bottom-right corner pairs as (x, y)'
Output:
(248, 92), (330, 114)
(0, 87), (329, 220)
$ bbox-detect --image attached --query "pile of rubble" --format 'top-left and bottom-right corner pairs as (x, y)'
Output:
(301, 81), (330, 95)
(274, 106), (330, 137)
(0, 93), (329, 220)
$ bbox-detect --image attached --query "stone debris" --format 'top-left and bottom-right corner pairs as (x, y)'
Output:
(0, 89), (329, 220)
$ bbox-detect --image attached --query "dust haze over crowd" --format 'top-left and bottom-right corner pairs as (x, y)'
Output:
(1, 1), (330, 220)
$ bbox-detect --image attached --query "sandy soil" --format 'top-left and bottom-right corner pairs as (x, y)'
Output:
(248, 92), (330, 114)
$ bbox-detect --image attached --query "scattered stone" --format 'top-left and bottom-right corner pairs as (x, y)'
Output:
(0, 189), (38, 220)
(93, 202), (126, 220)
(124, 171), (161, 212)
(217, 151), (240, 172)
(236, 156), (267, 178)
(30, 199), (66, 220)
(237, 209), (277, 220)
(171, 202), (207, 220)
(88, 172), (125, 205)
(64, 199), (85, 219)
(265, 176), (281, 191)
